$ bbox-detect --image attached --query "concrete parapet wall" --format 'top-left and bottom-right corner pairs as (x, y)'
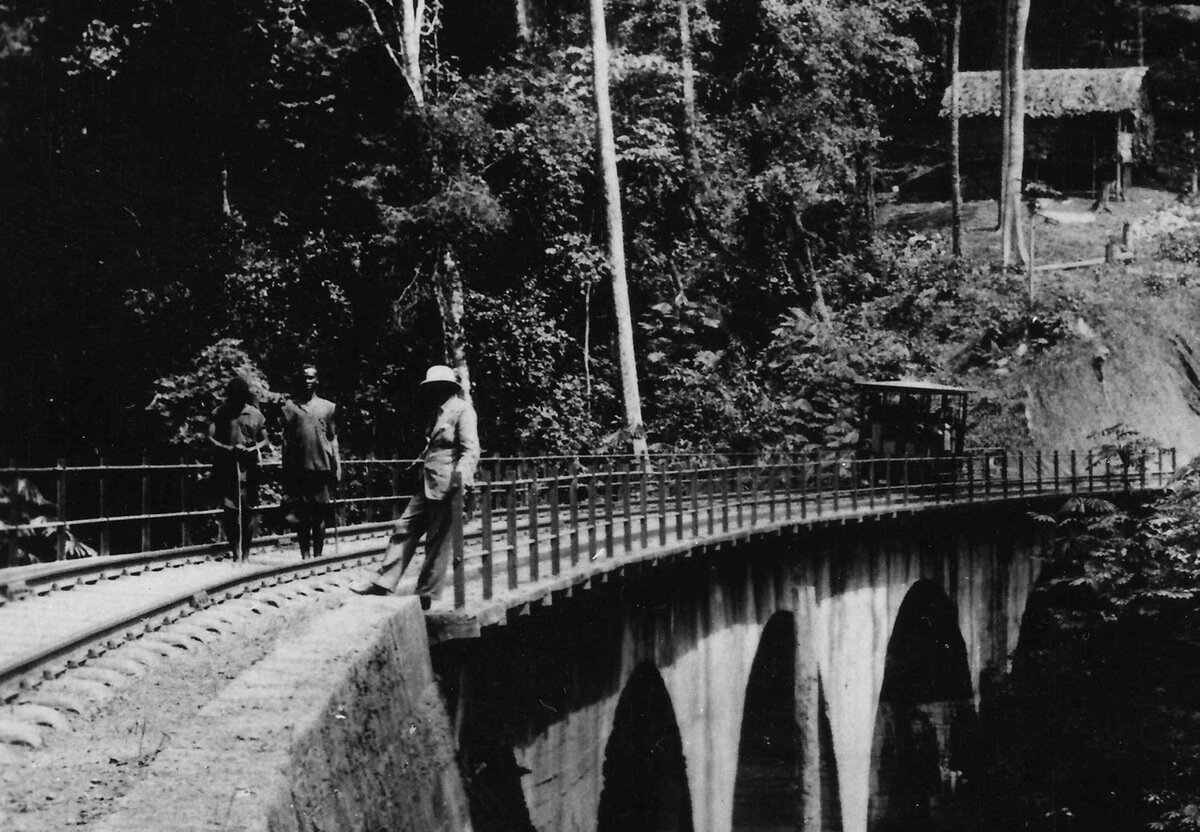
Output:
(92, 597), (470, 832)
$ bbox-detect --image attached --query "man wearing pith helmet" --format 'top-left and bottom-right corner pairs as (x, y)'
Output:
(351, 364), (480, 609)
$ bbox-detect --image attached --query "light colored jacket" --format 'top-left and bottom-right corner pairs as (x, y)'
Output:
(422, 396), (480, 500)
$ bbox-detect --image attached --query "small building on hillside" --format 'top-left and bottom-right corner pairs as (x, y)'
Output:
(938, 66), (1152, 200)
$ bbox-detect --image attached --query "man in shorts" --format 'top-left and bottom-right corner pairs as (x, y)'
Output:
(281, 364), (341, 559)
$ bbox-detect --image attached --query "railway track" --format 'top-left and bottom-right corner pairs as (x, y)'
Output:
(0, 530), (395, 728)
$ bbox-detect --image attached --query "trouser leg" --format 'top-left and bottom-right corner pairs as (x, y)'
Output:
(241, 511), (257, 560)
(297, 516), (311, 558)
(374, 494), (429, 591)
(220, 508), (240, 560)
(310, 508), (326, 558)
(414, 497), (454, 600)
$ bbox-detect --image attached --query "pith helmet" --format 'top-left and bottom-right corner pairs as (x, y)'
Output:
(420, 365), (461, 389)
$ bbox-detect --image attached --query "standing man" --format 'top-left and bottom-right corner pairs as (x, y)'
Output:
(281, 364), (341, 559)
(351, 365), (479, 609)
(208, 376), (268, 562)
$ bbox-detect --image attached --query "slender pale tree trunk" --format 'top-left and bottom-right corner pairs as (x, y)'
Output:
(589, 0), (648, 456)
(950, 0), (963, 256)
(515, 0), (532, 42)
(997, 0), (1010, 230)
(356, 0), (473, 390)
(1001, 0), (1031, 267)
(355, 0), (427, 107)
(678, 0), (702, 186)
(437, 250), (472, 399)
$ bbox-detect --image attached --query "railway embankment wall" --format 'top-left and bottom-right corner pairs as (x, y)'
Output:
(90, 596), (469, 832)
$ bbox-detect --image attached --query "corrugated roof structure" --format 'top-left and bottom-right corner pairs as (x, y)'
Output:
(940, 67), (1149, 119)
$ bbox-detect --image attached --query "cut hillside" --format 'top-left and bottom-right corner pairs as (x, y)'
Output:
(883, 189), (1200, 465)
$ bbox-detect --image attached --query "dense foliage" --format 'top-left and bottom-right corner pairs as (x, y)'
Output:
(2, 0), (1199, 463)
(974, 462), (1200, 832)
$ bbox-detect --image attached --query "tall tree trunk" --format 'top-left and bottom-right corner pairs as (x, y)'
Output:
(356, 0), (475, 392)
(950, 0), (963, 256)
(354, 0), (427, 107)
(589, 0), (648, 457)
(859, 153), (876, 238)
(515, 0), (532, 42)
(678, 0), (702, 187)
(997, 0), (1010, 229)
(437, 250), (471, 400)
(1001, 0), (1031, 267)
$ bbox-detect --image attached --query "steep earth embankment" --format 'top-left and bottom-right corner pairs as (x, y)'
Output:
(1022, 323), (1200, 464)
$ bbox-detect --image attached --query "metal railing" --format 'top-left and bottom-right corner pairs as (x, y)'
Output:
(441, 447), (1177, 608)
(1, 449), (1179, 590)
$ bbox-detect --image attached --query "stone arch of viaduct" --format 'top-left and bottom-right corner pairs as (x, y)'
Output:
(435, 503), (1046, 832)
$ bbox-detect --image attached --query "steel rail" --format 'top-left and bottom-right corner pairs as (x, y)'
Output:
(0, 545), (387, 702)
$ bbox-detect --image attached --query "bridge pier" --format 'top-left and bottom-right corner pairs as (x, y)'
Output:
(433, 505), (1048, 832)
(810, 518), (1045, 832)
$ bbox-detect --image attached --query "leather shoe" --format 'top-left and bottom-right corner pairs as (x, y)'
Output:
(350, 580), (391, 596)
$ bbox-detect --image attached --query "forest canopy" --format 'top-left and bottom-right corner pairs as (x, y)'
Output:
(1, 0), (1195, 462)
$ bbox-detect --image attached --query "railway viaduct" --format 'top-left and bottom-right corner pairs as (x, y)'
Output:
(436, 502), (1041, 832)
(84, 498), (1047, 832)
(5, 451), (1160, 832)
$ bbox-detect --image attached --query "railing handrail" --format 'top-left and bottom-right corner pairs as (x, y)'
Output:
(0, 448), (1179, 577)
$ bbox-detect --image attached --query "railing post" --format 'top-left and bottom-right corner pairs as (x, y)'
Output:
(983, 452), (992, 498)
(55, 458), (67, 561)
(800, 457), (809, 519)
(506, 481), (519, 588)
(480, 480), (493, 600)
(640, 462), (650, 548)
(767, 458), (777, 523)
(658, 466), (668, 547)
(848, 456), (858, 512)
(528, 475), (540, 580)
(707, 465), (717, 535)
(866, 457), (875, 510)
(674, 466), (685, 542)
(813, 456), (822, 518)
(549, 475), (561, 576)
(587, 472), (599, 561)
(964, 454), (972, 502)
(568, 473), (580, 567)
(750, 462), (760, 527)
(832, 456), (841, 513)
(1087, 451), (1095, 492)
(721, 465), (731, 533)
(179, 456), (190, 547)
(1157, 448), (1164, 487)
(396, 462), (408, 520)
(604, 461), (616, 558)
(1172, 448), (1178, 477)
(1053, 451), (1060, 492)
(621, 461), (633, 553)
(98, 458), (110, 557)
(883, 454), (893, 507)
(140, 455), (151, 552)
(1001, 451), (1009, 498)
(782, 457), (793, 520)
(1070, 450), (1078, 493)
(688, 465), (699, 538)
(451, 472), (465, 608)
(903, 454), (912, 505)
(4, 461), (18, 567)
(1017, 451), (1025, 497)
(1035, 450), (1043, 492)
(1139, 451), (1147, 489)
(732, 463), (743, 528)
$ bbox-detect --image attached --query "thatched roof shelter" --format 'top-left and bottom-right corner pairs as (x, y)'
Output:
(940, 67), (1150, 119)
